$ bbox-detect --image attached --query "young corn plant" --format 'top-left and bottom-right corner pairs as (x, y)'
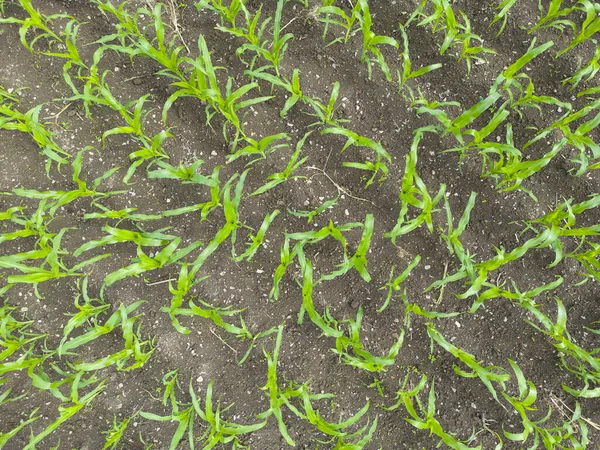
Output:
(385, 129), (447, 245)
(250, 132), (310, 196)
(531, 0), (600, 57)
(191, 170), (249, 272)
(73, 225), (177, 257)
(64, 301), (155, 372)
(227, 132), (290, 165)
(0, 0), (68, 54)
(102, 411), (138, 450)
(140, 370), (195, 450)
(257, 325), (304, 446)
(196, 0), (245, 29)
(0, 409), (40, 449)
(304, 81), (349, 127)
(24, 372), (105, 450)
(147, 159), (218, 187)
(519, 297), (600, 399)
(233, 209), (280, 262)
(490, 0), (519, 36)
(502, 359), (590, 448)
(316, 1), (361, 46)
(355, 0), (399, 81)
(245, 67), (304, 118)
(0, 86), (71, 174)
(322, 125), (391, 187)
(287, 195), (339, 224)
(189, 379), (267, 448)
(0, 303), (46, 373)
(397, 25), (442, 97)
(427, 323), (511, 406)
(385, 373), (483, 450)
(285, 384), (378, 448)
(563, 46), (600, 91)
(378, 255), (421, 312)
(490, 38), (555, 98)
(406, 0), (495, 75)
(10, 148), (125, 217)
(533, 97), (600, 176)
(210, 0), (293, 75)
(333, 306), (405, 373)
(402, 294), (461, 329)
(95, 2), (270, 146)
(103, 237), (202, 287)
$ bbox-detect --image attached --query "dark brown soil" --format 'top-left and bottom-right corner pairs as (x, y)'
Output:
(0, 0), (599, 449)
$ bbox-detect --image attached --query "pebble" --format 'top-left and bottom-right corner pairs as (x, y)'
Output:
(211, 150), (218, 156)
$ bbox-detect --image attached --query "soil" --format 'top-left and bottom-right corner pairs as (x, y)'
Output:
(0, 0), (599, 449)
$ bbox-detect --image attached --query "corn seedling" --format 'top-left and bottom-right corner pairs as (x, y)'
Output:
(482, 137), (567, 200)
(24, 372), (105, 450)
(490, 38), (554, 98)
(196, 0), (245, 29)
(562, 46), (600, 90)
(66, 301), (155, 372)
(355, 0), (399, 81)
(316, 2), (361, 46)
(288, 195), (339, 224)
(190, 379), (267, 448)
(519, 297), (600, 398)
(191, 170), (248, 271)
(317, 213), (375, 283)
(285, 384), (378, 448)
(406, 0), (495, 75)
(378, 256), (421, 312)
(57, 300), (143, 356)
(532, 0), (600, 57)
(0, 409), (39, 449)
(397, 25), (442, 96)
(95, 2), (270, 145)
(140, 371), (195, 450)
(299, 259), (343, 339)
(333, 306), (405, 373)
(58, 277), (110, 353)
(227, 132), (290, 165)
(246, 68), (304, 118)
(0, 0), (68, 54)
(73, 225), (177, 257)
(162, 263), (207, 335)
(322, 125), (391, 185)
(233, 209), (280, 262)
(0, 87), (71, 174)
(251, 132), (310, 196)
(147, 159), (217, 187)
(10, 146), (124, 213)
(103, 237), (201, 287)
(1, 227), (106, 291)
(490, 0), (519, 36)
(212, 0), (293, 75)
(402, 294), (461, 329)
(427, 323), (510, 405)
(385, 373), (482, 449)
(103, 411), (138, 450)
(257, 325), (301, 446)
(469, 276), (564, 314)
(385, 129), (447, 244)
(531, 97), (600, 176)
(502, 359), (590, 448)
(304, 81), (348, 127)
